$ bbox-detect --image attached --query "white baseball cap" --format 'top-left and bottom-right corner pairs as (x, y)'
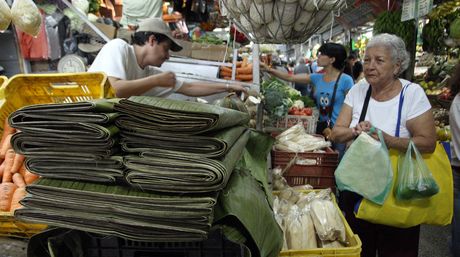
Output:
(136, 18), (183, 52)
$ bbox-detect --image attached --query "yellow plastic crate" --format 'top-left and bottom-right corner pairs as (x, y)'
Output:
(0, 76), (7, 88)
(274, 190), (362, 257)
(0, 72), (115, 238)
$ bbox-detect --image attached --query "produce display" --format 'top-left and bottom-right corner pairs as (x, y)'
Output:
(373, 10), (416, 51)
(261, 77), (315, 120)
(220, 0), (345, 43)
(0, 119), (39, 212)
(423, 3), (460, 52)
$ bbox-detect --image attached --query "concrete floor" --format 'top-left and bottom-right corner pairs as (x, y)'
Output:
(0, 225), (454, 257)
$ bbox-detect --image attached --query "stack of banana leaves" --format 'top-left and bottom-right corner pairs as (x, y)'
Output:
(114, 96), (251, 193)
(9, 99), (124, 183)
(14, 178), (218, 241)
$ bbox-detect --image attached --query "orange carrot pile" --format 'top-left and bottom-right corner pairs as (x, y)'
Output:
(0, 117), (38, 212)
(219, 57), (253, 82)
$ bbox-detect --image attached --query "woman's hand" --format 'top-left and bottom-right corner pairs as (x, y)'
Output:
(354, 121), (373, 135)
(260, 63), (270, 72)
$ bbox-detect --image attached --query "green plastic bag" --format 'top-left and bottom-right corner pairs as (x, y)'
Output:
(395, 141), (439, 201)
(335, 130), (393, 205)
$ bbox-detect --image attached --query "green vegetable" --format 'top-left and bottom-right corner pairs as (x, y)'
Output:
(261, 77), (313, 120)
(450, 17), (460, 39)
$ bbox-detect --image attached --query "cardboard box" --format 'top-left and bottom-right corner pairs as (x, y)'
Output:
(170, 40), (193, 58)
(191, 43), (231, 62)
(82, 22), (117, 40)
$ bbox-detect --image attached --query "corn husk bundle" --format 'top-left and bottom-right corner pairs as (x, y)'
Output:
(273, 188), (348, 250)
(220, 0), (346, 43)
(274, 123), (331, 152)
(9, 100), (124, 183)
(15, 178), (217, 241)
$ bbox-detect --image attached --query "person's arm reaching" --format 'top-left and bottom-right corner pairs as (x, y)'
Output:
(108, 72), (177, 98)
(261, 63), (311, 84)
(177, 82), (247, 97)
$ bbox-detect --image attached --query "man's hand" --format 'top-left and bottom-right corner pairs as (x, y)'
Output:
(228, 83), (248, 94)
(152, 72), (176, 88)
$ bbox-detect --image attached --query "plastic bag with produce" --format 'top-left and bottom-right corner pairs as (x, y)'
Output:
(0, 0), (11, 31)
(11, 0), (42, 36)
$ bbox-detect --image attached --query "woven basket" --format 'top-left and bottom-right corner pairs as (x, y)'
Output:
(220, 0), (346, 44)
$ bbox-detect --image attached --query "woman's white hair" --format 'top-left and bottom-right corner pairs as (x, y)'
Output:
(366, 33), (410, 76)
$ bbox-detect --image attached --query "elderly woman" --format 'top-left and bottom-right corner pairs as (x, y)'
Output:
(330, 33), (436, 257)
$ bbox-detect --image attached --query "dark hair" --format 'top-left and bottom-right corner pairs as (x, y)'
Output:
(318, 43), (348, 70)
(131, 32), (170, 46)
(450, 61), (460, 96)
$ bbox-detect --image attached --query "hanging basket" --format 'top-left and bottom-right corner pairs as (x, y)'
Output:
(220, 0), (346, 44)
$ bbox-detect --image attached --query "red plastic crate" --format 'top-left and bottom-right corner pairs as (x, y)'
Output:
(271, 148), (339, 189)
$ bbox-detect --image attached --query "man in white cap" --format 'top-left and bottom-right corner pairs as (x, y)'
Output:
(89, 18), (246, 98)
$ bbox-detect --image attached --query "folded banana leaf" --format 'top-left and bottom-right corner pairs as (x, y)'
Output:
(10, 99), (118, 114)
(213, 168), (283, 257)
(120, 126), (246, 158)
(12, 132), (120, 158)
(9, 99), (119, 126)
(25, 156), (125, 183)
(124, 130), (249, 193)
(8, 121), (119, 140)
(114, 96), (249, 134)
(15, 178), (218, 241)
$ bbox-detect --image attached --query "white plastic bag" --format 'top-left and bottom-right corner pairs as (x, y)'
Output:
(11, 0), (42, 36)
(0, 0), (11, 31)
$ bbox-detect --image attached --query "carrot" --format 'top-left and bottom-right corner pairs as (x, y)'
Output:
(9, 187), (26, 211)
(0, 117), (15, 145)
(236, 74), (253, 81)
(24, 170), (39, 185)
(0, 182), (17, 211)
(2, 149), (15, 183)
(220, 71), (232, 78)
(12, 173), (26, 188)
(220, 66), (233, 73)
(0, 134), (13, 159)
(237, 64), (253, 75)
(241, 57), (248, 68)
(11, 154), (25, 174)
(18, 163), (26, 178)
(0, 161), (4, 180)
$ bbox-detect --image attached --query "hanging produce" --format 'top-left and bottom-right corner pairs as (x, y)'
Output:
(219, 0), (346, 43)
(373, 10), (416, 50)
(0, 0), (11, 31)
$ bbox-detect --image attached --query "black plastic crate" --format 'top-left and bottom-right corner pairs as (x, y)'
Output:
(84, 228), (248, 257)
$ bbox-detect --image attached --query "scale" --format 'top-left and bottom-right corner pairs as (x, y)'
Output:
(57, 54), (87, 73)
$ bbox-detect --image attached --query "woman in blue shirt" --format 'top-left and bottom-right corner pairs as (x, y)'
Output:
(262, 43), (354, 157)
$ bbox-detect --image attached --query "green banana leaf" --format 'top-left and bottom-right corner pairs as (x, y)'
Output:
(120, 126), (246, 158)
(8, 121), (119, 140)
(237, 130), (275, 205)
(214, 168), (283, 257)
(9, 99), (120, 125)
(114, 96), (249, 134)
(15, 178), (219, 241)
(124, 130), (249, 193)
(12, 132), (120, 158)
(25, 156), (125, 183)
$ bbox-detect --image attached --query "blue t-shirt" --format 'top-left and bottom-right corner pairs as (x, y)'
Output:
(311, 73), (354, 124)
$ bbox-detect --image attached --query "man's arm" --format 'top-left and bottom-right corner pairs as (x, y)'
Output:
(108, 72), (176, 98)
(177, 82), (247, 97)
